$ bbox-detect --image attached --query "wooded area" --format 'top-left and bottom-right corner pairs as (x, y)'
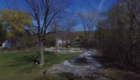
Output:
(95, 0), (140, 67)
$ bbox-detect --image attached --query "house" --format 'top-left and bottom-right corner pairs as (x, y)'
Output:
(56, 38), (70, 47)
(75, 39), (82, 44)
(74, 37), (82, 44)
(2, 40), (12, 48)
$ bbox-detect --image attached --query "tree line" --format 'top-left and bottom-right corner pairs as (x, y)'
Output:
(95, 0), (140, 67)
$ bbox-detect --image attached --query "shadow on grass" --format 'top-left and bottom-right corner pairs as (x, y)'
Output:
(58, 72), (75, 80)
(33, 72), (75, 80)
(7, 52), (40, 73)
(6, 51), (55, 73)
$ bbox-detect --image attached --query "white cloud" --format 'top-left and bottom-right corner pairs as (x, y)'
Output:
(98, 0), (105, 11)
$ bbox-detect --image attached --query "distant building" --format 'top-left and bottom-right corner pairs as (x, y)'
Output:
(74, 37), (82, 44)
(2, 40), (12, 48)
(56, 38), (70, 47)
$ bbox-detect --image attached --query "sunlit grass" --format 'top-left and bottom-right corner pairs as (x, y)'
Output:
(0, 51), (79, 80)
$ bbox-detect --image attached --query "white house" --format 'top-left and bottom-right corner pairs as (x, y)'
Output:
(2, 40), (11, 48)
(56, 38), (70, 47)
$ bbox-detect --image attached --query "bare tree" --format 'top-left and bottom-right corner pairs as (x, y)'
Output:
(77, 11), (97, 48)
(125, 0), (140, 64)
(50, 19), (61, 56)
(96, 0), (140, 66)
(25, 0), (69, 66)
(63, 16), (77, 45)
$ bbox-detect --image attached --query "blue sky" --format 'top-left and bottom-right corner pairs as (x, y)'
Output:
(0, 0), (26, 10)
(0, 0), (117, 12)
(69, 0), (117, 13)
(0, 0), (117, 31)
(69, 0), (117, 31)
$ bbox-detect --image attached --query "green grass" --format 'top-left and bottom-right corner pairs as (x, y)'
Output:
(0, 51), (79, 80)
(105, 68), (122, 80)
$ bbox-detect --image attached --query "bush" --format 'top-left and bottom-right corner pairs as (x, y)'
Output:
(43, 40), (55, 47)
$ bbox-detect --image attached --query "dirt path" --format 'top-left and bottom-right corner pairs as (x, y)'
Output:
(44, 49), (110, 80)
(45, 48), (140, 80)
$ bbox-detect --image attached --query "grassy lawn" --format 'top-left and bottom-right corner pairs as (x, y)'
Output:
(0, 51), (79, 80)
(105, 68), (122, 80)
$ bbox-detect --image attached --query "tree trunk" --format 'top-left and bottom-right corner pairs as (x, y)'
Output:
(39, 40), (44, 66)
(54, 37), (58, 56)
